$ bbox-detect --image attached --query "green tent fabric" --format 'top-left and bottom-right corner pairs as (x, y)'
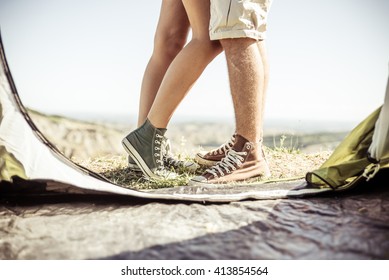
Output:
(305, 73), (389, 192)
(0, 146), (27, 181)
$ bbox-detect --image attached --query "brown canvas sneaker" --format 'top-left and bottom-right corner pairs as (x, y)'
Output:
(195, 134), (236, 167)
(189, 134), (271, 186)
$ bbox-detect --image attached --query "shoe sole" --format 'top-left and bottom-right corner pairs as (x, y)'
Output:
(175, 162), (200, 173)
(127, 163), (142, 172)
(122, 137), (159, 179)
(128, 157), (141, 172)
(182, 162), (200, 172)
(194, 154), (221, 167)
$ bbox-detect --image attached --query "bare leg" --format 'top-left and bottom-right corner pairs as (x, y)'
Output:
(137, 0), (190, 126)
(194, 41), (269, 167)
(220, 38), (268, 144)
(190, 38), (271, 185)
(257, 41), (269, 140)
(147, 0), (222, 128)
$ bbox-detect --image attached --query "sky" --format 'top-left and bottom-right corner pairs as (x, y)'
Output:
(0, 0), (388, 130)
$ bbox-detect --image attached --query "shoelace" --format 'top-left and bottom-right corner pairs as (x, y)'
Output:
(154, 134), (164, 170)
(153, 136), (178, 179)
(162, 138), (183, 168)
(206, 149), (247, 178)
(210, 134), (236, 155)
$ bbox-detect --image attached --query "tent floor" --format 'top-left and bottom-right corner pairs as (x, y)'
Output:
(1, 173), (389, 259)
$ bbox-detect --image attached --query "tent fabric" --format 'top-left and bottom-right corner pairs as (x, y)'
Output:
(0, 146), (26, 180)
(368, 69), (389, 161)
(306, 73), (389, 191)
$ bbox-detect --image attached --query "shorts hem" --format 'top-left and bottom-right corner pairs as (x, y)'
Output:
(210, 30), (266, 41)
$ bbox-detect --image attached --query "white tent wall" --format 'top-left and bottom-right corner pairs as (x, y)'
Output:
(368, 67), (389, 162)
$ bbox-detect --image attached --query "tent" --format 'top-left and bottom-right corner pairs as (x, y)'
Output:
(0, 31), (388, 202)
(305, 103), (389, 192)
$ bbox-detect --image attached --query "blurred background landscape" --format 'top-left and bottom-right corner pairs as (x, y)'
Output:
(28, 108), (347, 161)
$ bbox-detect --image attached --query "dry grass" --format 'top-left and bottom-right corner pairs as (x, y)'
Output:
(78, 154), (192, 189)
(75, 148), (331, 190)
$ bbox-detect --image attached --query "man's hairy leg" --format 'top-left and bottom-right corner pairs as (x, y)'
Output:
(257, 40), (270, 140)
(221, 38), (266, 143)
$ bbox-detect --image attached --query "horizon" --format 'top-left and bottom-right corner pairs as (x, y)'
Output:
(29, 107), (359, 134)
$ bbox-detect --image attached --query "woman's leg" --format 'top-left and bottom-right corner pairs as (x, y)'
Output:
(147, 0), (223, 128)
(122, 0), (222, 178)
(137, 0), (190, 126)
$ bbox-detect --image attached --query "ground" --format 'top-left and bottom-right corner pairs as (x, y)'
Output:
(1, 175), (388, 259)
(1, 111), (388, 260)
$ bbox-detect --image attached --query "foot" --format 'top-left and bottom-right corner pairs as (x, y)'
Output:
(163, 138), (199, 173)
(122, 119), (176, 180)
(126, 138), (199, 173)
(189, 134), (271, 186)
(195, 134), (236, 167)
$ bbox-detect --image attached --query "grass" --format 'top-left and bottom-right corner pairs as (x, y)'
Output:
(273, 134), (300, 154)
(75, 147), (331, 190)
(76, 154), (199, 190)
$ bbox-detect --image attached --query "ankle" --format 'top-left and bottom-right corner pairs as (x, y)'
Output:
(232, 134), (265, 160)
(147, 115), (168, 130)
(234, 131), (262, 144)
(138, 118), (167, 135)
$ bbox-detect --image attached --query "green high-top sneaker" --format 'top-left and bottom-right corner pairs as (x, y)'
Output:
(126, 137), (199, 174)
(122, 119), (175, 180)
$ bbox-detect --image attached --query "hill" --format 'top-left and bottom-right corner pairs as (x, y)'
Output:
(29, 109), (346, 160)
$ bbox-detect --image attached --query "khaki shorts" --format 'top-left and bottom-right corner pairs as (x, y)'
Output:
(209, 0), (273, 41)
